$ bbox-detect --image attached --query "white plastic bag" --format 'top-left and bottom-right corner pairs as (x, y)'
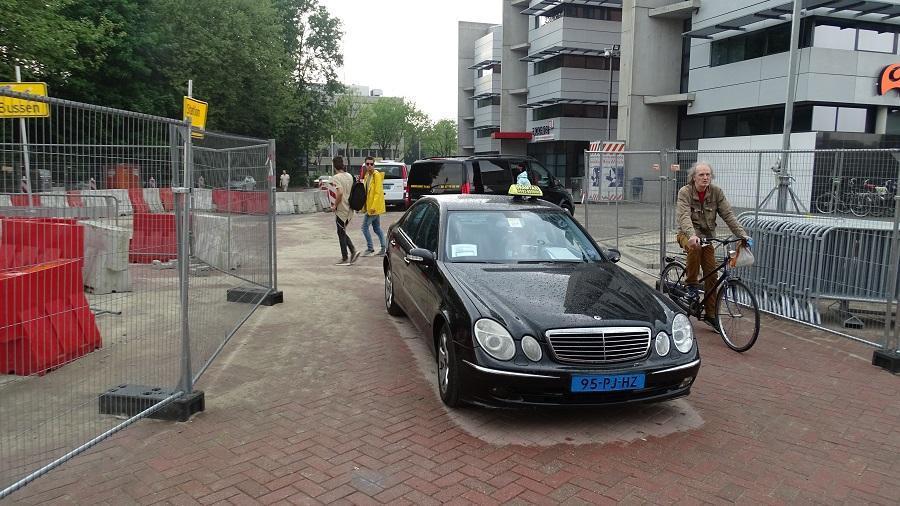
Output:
(730, 244), (755, 268)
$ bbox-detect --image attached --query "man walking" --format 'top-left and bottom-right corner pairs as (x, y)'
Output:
(361, 156), (386, 256)
(330, 156), (360, 266)
(279, 170), (290, 192)
(676, 161), (751, 327)
(148, 176), (157, 188)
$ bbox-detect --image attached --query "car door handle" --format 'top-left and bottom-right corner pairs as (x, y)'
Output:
(403, 254), (411, 265)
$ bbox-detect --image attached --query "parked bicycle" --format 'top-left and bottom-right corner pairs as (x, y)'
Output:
(659, 237), (760, 352)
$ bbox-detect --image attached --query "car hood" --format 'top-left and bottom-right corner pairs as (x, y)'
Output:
(446, 262), (674, 332)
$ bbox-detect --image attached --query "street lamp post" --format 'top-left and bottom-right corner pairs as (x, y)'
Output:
(602, 45), (621, 141)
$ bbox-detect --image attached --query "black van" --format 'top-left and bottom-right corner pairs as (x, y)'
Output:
(407, 156), (575, 214)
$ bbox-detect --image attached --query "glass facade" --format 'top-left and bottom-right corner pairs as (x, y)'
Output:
(532, 104), (615, 121)
(535, 5), (621, 28)
(534, 54), (619, 75)
(678, 104), (874, 145)
(710, 17), (900, 67)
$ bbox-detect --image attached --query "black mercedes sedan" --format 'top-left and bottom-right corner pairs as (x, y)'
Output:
(383, 194), (700, 408)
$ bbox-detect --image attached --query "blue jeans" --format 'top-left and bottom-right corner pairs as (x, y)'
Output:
(361, 214), (385, 252)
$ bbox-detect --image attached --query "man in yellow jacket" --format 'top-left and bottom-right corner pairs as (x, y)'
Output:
(361, 156), (387, 256)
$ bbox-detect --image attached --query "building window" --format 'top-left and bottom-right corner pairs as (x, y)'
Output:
(476, 96), (501, 108)
(475, 128), (499, 138)
(534, 5), (621, 28)
(534, 54), (619, 75)
(532, 104), (614, 121)
(710, 22), (796, 66)
(856, 28), (895, 53)
(679, 104), (873, 141)
(814, 24), (857, 50)
(477, 64), (501, 78)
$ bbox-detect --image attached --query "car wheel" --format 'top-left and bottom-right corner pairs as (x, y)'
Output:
(384, 266), (405, 316)
(437, 323), (461, 407)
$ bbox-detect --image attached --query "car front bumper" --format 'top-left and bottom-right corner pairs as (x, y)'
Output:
(459, 358), (700, 407)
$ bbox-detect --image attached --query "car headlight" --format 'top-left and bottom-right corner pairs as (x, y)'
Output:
(474, 319), (516, 361)
(521, 335), (542, 362)
(655, 331), (671, 356)
(672, 313), (694, 353)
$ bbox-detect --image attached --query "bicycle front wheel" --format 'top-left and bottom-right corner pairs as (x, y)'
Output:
(715, 280), (760, 352)
(814, 192), (836, 214)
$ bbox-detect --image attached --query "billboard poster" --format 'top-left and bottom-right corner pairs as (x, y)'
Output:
(587, 141), (625, 202)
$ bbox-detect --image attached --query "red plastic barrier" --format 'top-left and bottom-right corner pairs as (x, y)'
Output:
(128, 188), (150, 214)
(10, 194), (41, 207)
(66, 190), (84, 208)
(0, 218), (84, 270)
(128, 212), (176, 263)
(160, 187), (174, 212)
(211, 190), (269, 214)
(212, 188), (229, 211)
(0, 259), (102, 375)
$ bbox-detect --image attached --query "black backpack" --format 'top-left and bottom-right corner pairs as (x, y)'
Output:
(348, 176), (366, 211)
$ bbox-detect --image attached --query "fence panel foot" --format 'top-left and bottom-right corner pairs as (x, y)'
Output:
(99, 385), (205, 422)
(226, 286), (283, 306)
(872, 349), (900, 373)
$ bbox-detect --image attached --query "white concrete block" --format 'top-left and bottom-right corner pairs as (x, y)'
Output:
(296, 192), (317, 214)
(275, 193), (295, 214)
(82, 219), (132, 294)
(192, 213), (239, 270)
(143, 188), (164, 213)
(192, 188), (213, 211)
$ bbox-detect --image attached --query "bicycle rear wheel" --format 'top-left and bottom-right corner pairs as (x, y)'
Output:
(715, 280), (760, 352)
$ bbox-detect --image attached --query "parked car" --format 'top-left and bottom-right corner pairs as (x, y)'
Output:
(228, 175), (256, 191)
(407, 155), (575, 214)
(358, 160), (407, 209)
(314, 175), (332, 189)
(383, 192), (699, 408)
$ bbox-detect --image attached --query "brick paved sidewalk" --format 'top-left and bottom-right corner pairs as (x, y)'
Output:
(9, 212), (899, 505)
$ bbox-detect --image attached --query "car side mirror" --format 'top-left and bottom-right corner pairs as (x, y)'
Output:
(407, 248), (435, 265)
(606, 248), (621, 263)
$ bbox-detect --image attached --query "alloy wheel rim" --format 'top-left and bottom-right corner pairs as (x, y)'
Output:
(438, 332), (449, 394)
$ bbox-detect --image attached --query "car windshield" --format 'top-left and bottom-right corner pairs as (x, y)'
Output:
(445, 209), (602, 263)
(377, 165), (404, 179)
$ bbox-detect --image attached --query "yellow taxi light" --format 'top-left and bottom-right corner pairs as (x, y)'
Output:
(508, 184), (543, 197)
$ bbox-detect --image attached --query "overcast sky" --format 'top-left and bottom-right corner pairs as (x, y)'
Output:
(318, 0), (502, 122)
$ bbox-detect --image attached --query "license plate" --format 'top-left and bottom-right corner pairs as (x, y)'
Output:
(571, 374), (645, 392)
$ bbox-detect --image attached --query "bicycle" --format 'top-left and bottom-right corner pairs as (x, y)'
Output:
(659, 237), (760, 352)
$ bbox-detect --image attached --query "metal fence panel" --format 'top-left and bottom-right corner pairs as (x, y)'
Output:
(0, 88), (279, 497)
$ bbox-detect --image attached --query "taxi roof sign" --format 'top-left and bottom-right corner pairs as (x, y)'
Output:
(0, 82), (49, 118)
(508, 183), (543, 198)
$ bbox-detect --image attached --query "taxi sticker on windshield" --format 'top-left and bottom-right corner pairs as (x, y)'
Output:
(451, 244), (478, 257)
(507, 218), (523, 228)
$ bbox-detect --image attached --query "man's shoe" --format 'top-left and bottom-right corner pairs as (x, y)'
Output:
(362, 250), (376, 257)
(335, 258), (350, 266)
(349, 251), (361, 264)
(702, 316), (719, 332)
(376, 248), (386, 256)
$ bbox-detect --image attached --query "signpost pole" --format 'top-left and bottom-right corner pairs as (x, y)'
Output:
(15, 66), (33, 207)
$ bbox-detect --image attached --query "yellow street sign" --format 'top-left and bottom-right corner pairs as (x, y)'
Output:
(183, 96), (208, 139)
(0, 82), (49, 118)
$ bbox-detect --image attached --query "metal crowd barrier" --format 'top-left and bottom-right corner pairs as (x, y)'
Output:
(737, 212), (899, 337)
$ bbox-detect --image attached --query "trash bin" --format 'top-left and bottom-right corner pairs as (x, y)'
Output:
(631, 177), (644, 201)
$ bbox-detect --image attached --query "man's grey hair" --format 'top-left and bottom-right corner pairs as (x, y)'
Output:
(688, 161), (714, 185)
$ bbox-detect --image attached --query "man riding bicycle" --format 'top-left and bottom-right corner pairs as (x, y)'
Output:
(676, 161), (751, 328)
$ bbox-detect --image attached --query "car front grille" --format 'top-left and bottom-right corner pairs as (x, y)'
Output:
(544, 327), (651, 364)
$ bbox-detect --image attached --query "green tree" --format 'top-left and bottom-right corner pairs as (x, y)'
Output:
(401, 104), (430, 162)
(369, 97), (413, 159)
(330, 89), (372, 159)
(424, 119), (458, 157)
(0, 0), (117, 84)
